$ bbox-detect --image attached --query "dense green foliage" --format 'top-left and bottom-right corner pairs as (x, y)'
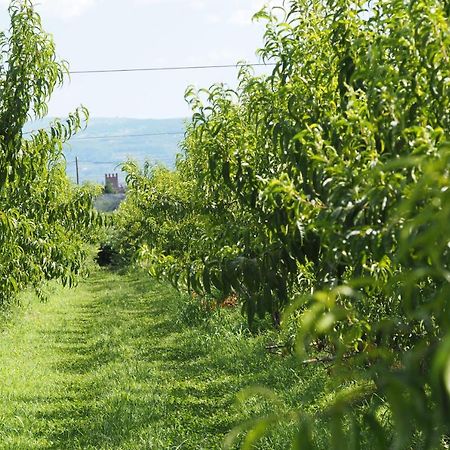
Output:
(115, 0), (450, 447)
(0, 0), (100, 304)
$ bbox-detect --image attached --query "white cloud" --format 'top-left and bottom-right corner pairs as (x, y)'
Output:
(229, 1), (286, 27)
(30, 0), (96, 19)
(132, 0), (205, 6)
(190, 0), (207, 10)
(205, 48), (240, 64)
(229, 8), (254, 26)
(205, 13), (220, 24)
(0, 0), (97, 21)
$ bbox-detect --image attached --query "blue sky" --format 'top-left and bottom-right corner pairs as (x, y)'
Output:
(1, 0), (282, 119)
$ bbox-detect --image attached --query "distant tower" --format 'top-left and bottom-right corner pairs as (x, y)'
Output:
(105, 173), (119, 192)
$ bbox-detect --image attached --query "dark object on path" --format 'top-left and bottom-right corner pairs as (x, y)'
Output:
(96, 244), (119, 267)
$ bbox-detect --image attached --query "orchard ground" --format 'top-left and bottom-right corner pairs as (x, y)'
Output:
(0, 263), (330, 449)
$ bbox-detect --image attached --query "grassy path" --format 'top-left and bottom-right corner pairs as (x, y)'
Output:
(0, 268), (326, 449)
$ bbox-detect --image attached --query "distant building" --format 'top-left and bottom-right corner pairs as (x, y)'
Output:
(104, 173), (125, 193)
(105, 173), (119, 191)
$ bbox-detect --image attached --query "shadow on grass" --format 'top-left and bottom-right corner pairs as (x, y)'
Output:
(25, 269), (327, 449)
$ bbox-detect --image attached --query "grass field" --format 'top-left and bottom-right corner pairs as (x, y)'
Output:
(0, 266), (328, 449)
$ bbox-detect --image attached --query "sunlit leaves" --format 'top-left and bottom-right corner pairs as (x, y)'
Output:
(117, 0), (450, 447)
(0, 1), (100, 305)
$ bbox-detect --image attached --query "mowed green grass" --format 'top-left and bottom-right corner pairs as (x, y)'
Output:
(0, 267), (328, 449)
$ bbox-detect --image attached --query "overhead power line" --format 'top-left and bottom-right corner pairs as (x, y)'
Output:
(69, 62), (276, 75)
(67, 160), (122, 165)
(67, 158), (174, 165)
(24, 130), (185, 140)
(72, 131), (184, 141)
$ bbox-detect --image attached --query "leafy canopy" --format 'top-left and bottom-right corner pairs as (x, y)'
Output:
(116, 0), (450, 447)
(0, 0), (100, 304)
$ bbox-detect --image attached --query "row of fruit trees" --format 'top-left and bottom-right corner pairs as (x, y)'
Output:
(114, 0), (450, 447)
(0, 0), (100, 304)
(2, 0), (450, 447)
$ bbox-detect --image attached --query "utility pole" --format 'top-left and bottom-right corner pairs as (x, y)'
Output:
(75, 157), (80, 185)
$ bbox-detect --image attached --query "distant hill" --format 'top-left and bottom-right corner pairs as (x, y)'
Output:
(24, 117), (186, 184)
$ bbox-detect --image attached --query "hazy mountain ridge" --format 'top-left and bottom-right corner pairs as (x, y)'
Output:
(25, 117), (186, 184)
